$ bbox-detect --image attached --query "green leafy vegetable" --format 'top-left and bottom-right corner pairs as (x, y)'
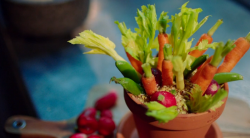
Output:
(157, 11), (170, 34)
(116, 4), (159, 67)
(68, 30), (125, 61)
(145, 101), (178, 123)
(187, 84), (228, 113)
(114, 21), (141, 60)
(168, 2), (211, 71)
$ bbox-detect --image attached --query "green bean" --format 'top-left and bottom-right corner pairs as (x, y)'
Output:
(213, 72), (243, 84)
(110, 77), (144, 95)
(115, 60), (141, 83)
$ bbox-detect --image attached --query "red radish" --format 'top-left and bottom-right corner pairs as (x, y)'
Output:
(70, 133), (87, 138)
(77, 115), (98, 135)
(88, 135), (102, 138)
(151, 68), (162, 86)
(204, 79), (220, 96)
(100, 110), (113, 118)
(150, 91), (177, 107)
(95, 90), (118, 111)
(79, 107), (97, 118)
(98, 117), (116, 136)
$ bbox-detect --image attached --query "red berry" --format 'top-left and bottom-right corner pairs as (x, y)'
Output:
(95, 90), (118, 111)
(77, 116), (98, 135)
(98, 117), (116, 136)
(79, 107), (97, 118)
(88, 135), (102, 138)
(100, 110), (113, 118)
(69, 133), (87, 138)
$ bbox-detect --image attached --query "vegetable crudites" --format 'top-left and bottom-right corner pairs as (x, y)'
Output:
(69, 2), (249, 123)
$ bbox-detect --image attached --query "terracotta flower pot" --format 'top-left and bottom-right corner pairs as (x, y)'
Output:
(124, 83), (229, 138)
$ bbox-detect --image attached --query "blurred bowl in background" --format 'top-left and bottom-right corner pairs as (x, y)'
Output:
(1, 0), (90, 37)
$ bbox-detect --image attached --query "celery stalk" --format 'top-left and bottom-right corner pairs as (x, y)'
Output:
(172, 56), (185, 90)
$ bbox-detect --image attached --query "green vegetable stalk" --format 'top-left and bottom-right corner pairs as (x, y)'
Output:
(207, 19), (223, 36)
(163, 44), (173, 60)
(210, 40), (236, 67)
(172, 56), (185, 90)
(141, 63), (153, 78)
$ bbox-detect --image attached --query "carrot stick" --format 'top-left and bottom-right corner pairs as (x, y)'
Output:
(162, 44), (173, 86)
(193, 41), (235, 94)
(190, 56), (213, 83)
(157, 13), (169, 72)
(194, 63), (217, 93)
(126, 52), (143, 75)
(141, 63), (157, 96)
(217, 33), (250, 73)
(189, 19), (223, 58)
(157, 33), (169, 72)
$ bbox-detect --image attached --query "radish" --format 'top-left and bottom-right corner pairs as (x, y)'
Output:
(69, 133), (87, 138)
(77, 115), (98, 135)
(100, 109), (113, 118)
(204, 79), (220, 96)
(95, 90), (118, 111)
(150, 91), (177, 107)
(98, 117), (116, 136)
(79, 107), (97, 118)
(88, 135), (102, 138)
(151, 68), (162, 86)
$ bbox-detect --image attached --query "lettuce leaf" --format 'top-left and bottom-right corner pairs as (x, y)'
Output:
(145, 101), (178, 123)
(68, 30), (125, 61)
(187, 84), (228, 113)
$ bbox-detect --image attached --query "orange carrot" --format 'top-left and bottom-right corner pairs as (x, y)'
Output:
(162, 60), (173, 86)
(157, 33), (169, 72)
(141, 63), (157, 96)
(190, 56), (213, 83)
(193, 41), (235, 94)
(189, 34), (213, 58)
(189, 19), (223, 58)
(217, 33), (250, 73)
(162, 44), (173, 86)
(194, 63), (217, 93)
(126, 52), (143, 75)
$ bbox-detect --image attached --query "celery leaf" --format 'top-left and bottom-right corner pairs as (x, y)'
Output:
(68, 30), (125, 61)
(187, 84), (228, 113)
(145, 101), (178, 123)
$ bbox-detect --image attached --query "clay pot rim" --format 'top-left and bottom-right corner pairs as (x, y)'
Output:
(126, 83), (229, 118)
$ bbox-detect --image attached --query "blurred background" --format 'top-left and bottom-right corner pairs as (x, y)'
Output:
(1, 0), (250, 137)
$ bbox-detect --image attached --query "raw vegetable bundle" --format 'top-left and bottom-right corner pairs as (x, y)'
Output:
(69, 2), (250, 123)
